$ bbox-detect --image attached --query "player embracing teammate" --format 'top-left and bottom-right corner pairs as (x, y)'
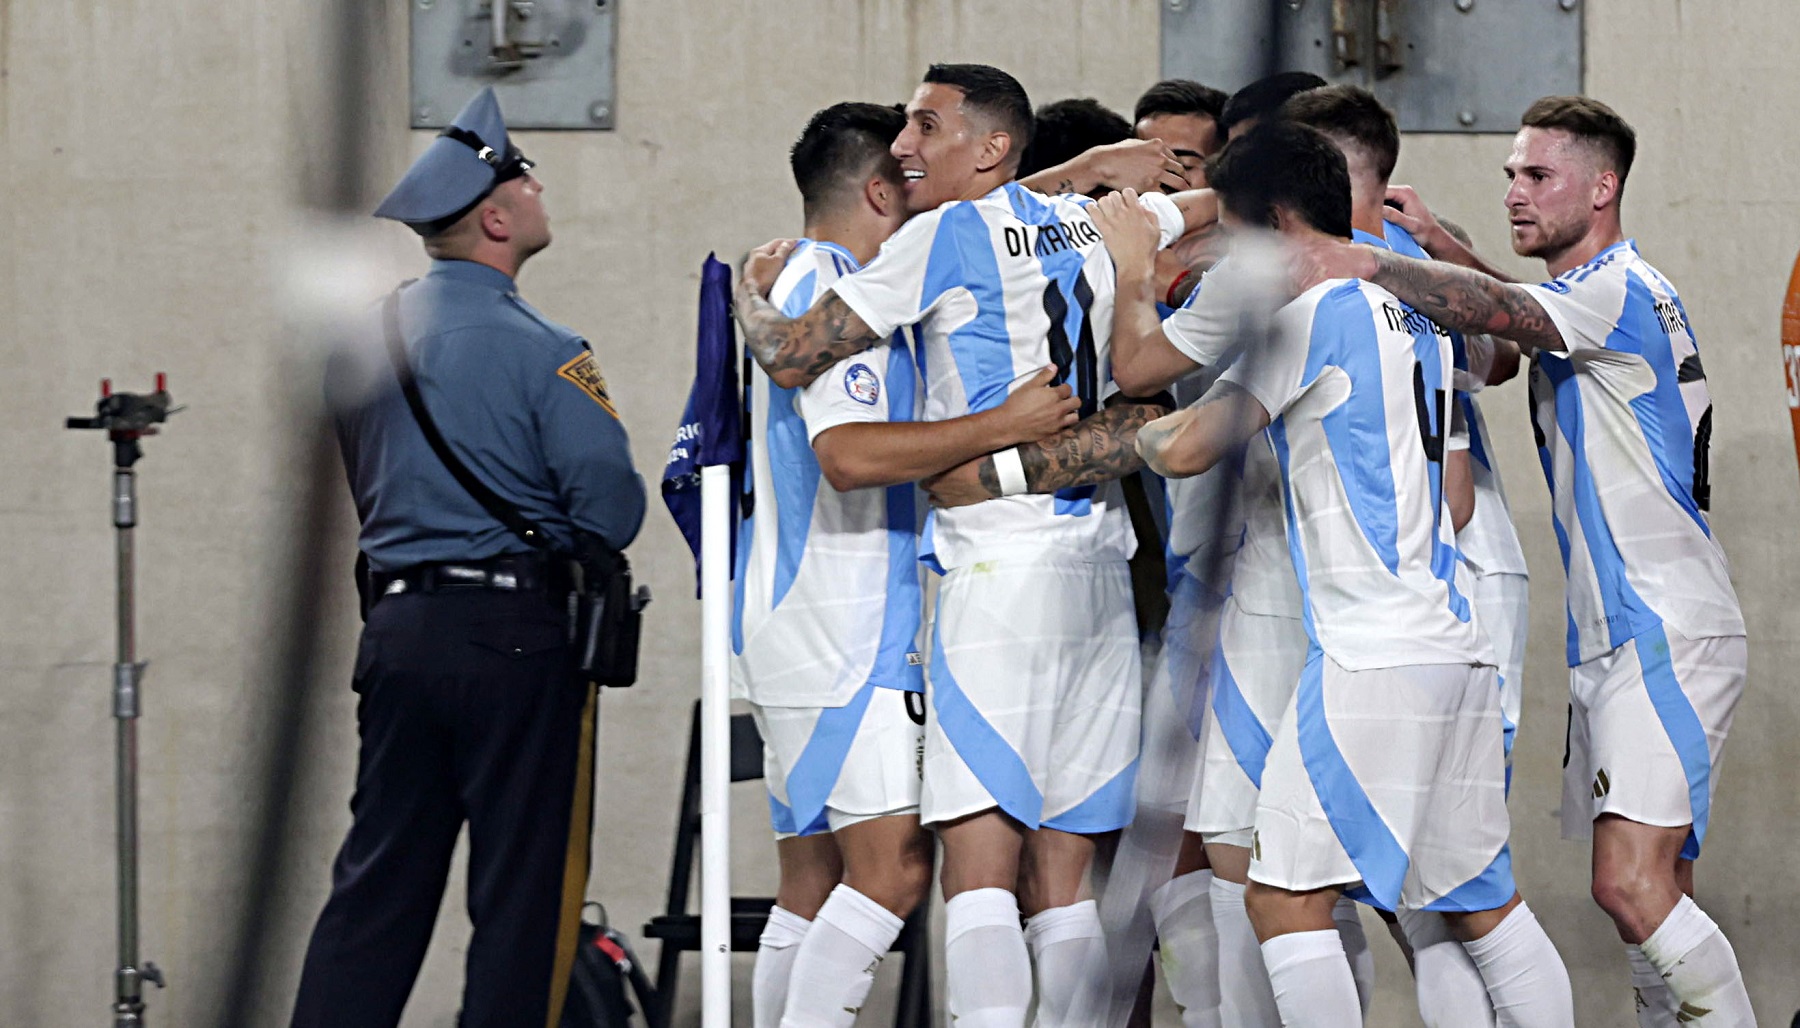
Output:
(729, 63), (1752, 1028)
(736, 64), (1215, 1025)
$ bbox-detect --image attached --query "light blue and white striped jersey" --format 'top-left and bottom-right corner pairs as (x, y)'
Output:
(731, 239), (925, 708)
(1221, 277), (1491, 670)
(1373, 224), (1527, 577)
(830, 183), (1186, 570)
(1526, 240), (1743, 665)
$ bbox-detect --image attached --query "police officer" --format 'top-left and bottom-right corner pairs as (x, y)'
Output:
(293, 88), (645, 1028)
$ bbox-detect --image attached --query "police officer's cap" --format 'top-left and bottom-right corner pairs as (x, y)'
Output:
(374, 87), (535, 235)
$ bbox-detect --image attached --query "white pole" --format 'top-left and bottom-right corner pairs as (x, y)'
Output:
(698, 462), (733, 1026)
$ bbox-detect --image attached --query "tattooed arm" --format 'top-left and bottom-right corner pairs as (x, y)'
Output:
(1364, 249), (1566, 354)
(1293, 237), (1566, 356)
(733, 279), (887, 390)
(921, 397), (1174, 507)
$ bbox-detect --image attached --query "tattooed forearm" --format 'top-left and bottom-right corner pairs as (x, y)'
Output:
(1000, 400), (1171, 494)
(1368, 249), (1565, 354)
(733, 286), (883, 389)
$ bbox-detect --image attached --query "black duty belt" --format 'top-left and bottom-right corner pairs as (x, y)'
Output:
(369, 554), (573, 601)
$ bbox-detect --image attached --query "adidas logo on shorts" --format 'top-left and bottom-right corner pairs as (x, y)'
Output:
(1592, 767), (1612, 799)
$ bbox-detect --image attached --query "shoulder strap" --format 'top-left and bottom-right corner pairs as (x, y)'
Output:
(381, 287), (557, 553)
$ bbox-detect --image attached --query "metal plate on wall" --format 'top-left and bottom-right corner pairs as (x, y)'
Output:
(1161, 0), (1362, 98)
(1374, 0), (1581, 133)
(412, 0), (617, 130)
(1162, 0), (1582, 133)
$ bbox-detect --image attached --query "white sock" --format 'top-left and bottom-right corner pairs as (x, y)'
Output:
(1638, 895), (1755, 1025)
(945, 887), (1032, 1028)
(1210, 877), (1282, 1027)
(1397, 906), (1494, 1028)
(1461, 902), (1575, 1028)
(754, 905), (811, 1028)
(1024, 899), (1110, 1027)
(1152, 870), (1222, 1028)
(1259, 929), (1363, 1028)
(779, 885), (903, 1027)
(1627, 944), (1680, 1028)
(1333, 895), (1374, 1018)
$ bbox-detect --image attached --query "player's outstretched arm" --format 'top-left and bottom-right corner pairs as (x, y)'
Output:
(734, 245), (885, 390)
(1164, 188), (1220, 237)
(813, 367), (1080, 491)
(1136, 383), (1270, 479)
(1018, 137), (1187, 197)
(921, 396), (1173, 507)
(1365, 249), (1565, 354)
(1292, 238), (1565, 355)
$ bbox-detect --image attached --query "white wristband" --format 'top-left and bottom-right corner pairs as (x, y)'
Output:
(992, 447), (1028, 497)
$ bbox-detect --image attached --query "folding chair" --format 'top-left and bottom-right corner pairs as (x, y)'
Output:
(642, 701), (932, 1026)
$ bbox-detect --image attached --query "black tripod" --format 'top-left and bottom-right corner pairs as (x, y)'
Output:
(66, 375), (181, 1026)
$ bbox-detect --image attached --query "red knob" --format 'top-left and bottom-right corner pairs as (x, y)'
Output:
(155, 372), (167, 393)
(101, 378), (112, 398)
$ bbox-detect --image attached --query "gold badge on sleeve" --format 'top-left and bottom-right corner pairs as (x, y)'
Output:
(556, 351), (619, 417)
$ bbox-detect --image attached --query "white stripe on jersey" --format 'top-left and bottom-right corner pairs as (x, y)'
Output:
(829, 182), (1181, 570)
(731, 239), (924, 708)
(1220, 277), (1491, 671)
(1526, 240), (1743, 665)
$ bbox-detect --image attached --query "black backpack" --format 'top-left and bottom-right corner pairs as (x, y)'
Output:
(560, 903), (658, 1028)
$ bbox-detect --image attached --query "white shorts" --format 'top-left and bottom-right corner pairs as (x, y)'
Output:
(922, 559), (1142, 832)
(1186, 597), (1308, 843)
(750, 683), (925, 838)
(1249, 652), (1514, 913)
(1560, 623), (1746, 859)
(1469, 570), (1529, 764)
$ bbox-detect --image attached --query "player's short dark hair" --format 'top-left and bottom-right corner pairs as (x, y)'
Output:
(1017, 98), (1132, 179)
(1205, 121), (1352, 239)
(923, 63), (1035, 167)
(1521, 95), (1637, 194)
(1218, 71), (1328, 135)
(789, 102), (907, 216)
(1280, 84), (1399, 182)
(1134, 79), (1228, 124)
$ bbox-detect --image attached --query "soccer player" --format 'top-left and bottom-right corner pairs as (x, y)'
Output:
(735, 62), (1216, 1028)
(1281, 83), (1544, 1027)
(1134, 79), (1231, 311)
(1135, 123), (1572, 1028)
(1133, 79), (1228, 191)
(737, 102), (1080, 1027)
(1094, 192), (1376, 1028)
(1298, 95), (1752, 1026)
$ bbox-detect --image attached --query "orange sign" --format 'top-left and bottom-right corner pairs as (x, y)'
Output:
(1784, 251), (1800, 471)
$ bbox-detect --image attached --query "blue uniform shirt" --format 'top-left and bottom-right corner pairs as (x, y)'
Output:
(329, 259), (646, 571)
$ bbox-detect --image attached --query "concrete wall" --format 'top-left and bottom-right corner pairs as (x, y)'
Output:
(2, 1), (1795, 1025)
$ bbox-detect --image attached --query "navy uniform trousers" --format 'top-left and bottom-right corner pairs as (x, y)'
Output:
(292, 587), (596, 1028)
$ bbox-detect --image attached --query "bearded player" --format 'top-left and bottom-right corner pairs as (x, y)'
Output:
(1301, 95), (1752, 1026)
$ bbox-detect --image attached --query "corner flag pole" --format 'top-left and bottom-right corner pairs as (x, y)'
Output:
(663, 253), (745, 1026)
(699, 460), (733, 1026)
